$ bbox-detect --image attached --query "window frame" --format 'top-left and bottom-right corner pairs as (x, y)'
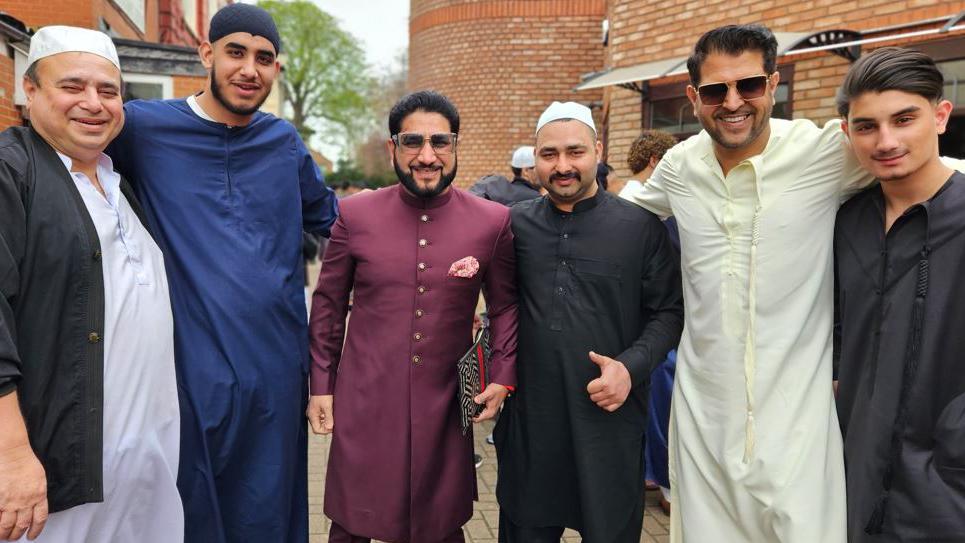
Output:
(123, 73), (174, 101)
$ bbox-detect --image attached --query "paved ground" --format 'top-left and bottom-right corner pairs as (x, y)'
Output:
(306, 421), (671, 542)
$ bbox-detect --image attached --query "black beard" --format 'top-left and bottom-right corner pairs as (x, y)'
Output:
(209, 62), (269, 117)
(394, 159), (457, 199)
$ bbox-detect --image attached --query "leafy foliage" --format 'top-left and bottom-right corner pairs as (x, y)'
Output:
(259, 0), (373, 147)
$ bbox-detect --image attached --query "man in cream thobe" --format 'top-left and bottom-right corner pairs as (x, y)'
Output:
(620, 24), (864, 543)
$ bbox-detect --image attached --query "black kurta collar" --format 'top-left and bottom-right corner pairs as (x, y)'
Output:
(396, 182), (454, 209)
(548, 186), (604, 215)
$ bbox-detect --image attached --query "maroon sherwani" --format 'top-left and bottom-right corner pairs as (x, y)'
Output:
(310, 184), (518, 542)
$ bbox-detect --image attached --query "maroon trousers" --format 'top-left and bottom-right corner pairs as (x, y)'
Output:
(328, 521), (466, 543)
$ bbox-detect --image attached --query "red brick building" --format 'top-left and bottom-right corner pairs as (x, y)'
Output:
(0, 0), (230, 129)
(409, 0), (608, 187)
(409, 0), (965, 185)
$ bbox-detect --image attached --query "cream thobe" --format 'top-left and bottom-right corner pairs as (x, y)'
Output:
(621, 119), (867, 543)
(23, 154), (182, 543)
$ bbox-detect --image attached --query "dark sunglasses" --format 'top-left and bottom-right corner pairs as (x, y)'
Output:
(696, 74), (771, 106)
(391, 132), (458, 154)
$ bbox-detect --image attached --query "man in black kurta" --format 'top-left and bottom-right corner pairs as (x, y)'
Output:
(495, 102), (683, 542)
(834, 47), (965, 541)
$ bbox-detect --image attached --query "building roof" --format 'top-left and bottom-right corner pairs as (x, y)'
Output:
(113, 38), (206, 76)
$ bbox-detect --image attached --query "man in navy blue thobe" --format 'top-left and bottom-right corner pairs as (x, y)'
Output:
(107, 5), (338, 542)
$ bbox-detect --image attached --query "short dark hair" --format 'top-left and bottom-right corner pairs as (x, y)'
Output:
(511, 167), (522, 177)
(836, 47), (944, 117)
(627, 130), (677, 174)
(24, 61), (40, 86)
(388, 90), (460, 136)
(686, 24), (778, 86)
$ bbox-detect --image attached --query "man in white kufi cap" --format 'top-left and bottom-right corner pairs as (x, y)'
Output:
(468, 145), (541, 205)
(494, 100), (683, 542)
(0, 25), (182, 542)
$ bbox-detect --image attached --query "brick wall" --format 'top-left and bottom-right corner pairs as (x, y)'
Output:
(0, 0), (160, 40)
(409, 0), (606, 187)
(603, 0), (965, 180)
(173, 74), (206, 97)
(0, 0), (93, 30)
(0, 52), (21, 130)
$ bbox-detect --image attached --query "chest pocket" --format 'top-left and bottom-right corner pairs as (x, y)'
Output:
(566, 258), (622, 315)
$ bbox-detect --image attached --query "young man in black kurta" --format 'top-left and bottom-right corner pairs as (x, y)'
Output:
(834, 47), (965, 541)
(494, 102), (683, 542)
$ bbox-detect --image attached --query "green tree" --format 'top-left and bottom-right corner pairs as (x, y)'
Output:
(259, 0), (373, 146)
(352, 52), (409, 187)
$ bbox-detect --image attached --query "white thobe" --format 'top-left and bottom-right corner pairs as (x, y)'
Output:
(24, 154), (182, 542)
(621, 119), (868, 543)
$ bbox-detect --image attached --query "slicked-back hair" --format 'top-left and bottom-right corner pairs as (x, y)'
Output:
(836, 47), (944, 117)
(686, 24), (778, 86)
(388, 90), (460, 136)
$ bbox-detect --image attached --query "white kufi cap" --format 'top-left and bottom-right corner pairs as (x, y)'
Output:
(27, 25), (121, 71)
(510, 146), (535, 168)
(536, 101), (596, 136)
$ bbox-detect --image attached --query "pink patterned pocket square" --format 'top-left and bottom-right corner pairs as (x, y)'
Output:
(448, 256), (480, 278)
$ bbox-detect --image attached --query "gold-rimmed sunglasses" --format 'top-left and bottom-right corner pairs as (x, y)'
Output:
(391, 132), (458, 155)
(696, 74), (772, 106)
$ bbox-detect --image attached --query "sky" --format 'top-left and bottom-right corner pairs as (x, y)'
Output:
(314, 0), (410, 74)
(241, 0), (410, 74)
(238, 0), (409, 160)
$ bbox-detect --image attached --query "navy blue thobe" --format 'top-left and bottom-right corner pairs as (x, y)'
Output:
(108, 99), (338, 542)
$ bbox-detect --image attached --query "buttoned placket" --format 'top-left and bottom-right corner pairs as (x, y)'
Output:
(549, 212), (573, 331)
(412, 212), (431, 366)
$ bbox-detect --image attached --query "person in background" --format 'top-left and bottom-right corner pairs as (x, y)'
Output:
(468, 146), (541, 205)
(619, 129), (681, 517)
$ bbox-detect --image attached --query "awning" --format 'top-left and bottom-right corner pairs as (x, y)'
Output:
(575, 56), (686, 91)
(575, 30), (857, 91)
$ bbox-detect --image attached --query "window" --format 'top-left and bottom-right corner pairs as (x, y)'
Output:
(644, 65), (794, 137)
(182, 0), (198, 38)
(939, 59), (965, 108)
(114, 0), (146, 32)
(123, 74), (174, 101)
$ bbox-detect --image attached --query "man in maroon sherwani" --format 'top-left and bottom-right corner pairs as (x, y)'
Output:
(307, 91), (518, 543)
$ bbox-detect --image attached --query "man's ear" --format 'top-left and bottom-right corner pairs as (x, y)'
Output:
(840, 116), (851, 141)
(22, 75), (37, 109)
(935, 99), (953, 135)
(686, 85), (699, 116)
(386, 139), (396, 168)
(649, 156), (659, 169)
(198, 41), (214, 70)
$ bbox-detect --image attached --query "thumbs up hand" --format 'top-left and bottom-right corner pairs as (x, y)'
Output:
(586, 351), (632, 412)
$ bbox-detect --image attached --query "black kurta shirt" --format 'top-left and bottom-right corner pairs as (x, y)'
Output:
(835, 172), (965, 541)
(0, 127), (148, 512)
(495, 190), (683, 541)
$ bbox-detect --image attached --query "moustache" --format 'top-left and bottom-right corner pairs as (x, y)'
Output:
(410, 163), (443, 171)
(872, 151), (908, 161)
(550, 171), (581, 182)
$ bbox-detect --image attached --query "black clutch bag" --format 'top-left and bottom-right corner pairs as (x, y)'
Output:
(456, 326), (491, 436)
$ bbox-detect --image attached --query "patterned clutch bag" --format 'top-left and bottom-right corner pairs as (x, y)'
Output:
(456, 326), (491, 436)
